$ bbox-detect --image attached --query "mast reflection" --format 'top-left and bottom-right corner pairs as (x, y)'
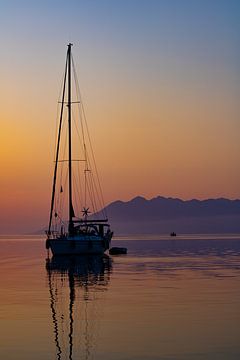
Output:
(46, 255), (112, 360)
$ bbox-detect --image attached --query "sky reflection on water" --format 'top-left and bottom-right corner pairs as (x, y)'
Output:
(0, 235), (240, 359)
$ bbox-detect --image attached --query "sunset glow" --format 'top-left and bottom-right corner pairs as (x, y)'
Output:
(0, 0), (239, 233)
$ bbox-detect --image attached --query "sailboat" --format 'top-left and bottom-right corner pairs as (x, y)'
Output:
(46, 44), (113, 255)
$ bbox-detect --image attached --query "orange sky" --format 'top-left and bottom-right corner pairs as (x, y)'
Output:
(0, 1), (239, 233)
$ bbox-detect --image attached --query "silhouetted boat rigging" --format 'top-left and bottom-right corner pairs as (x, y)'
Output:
(46, 44), (113, 255)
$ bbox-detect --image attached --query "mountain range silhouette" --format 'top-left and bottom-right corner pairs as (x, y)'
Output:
(98, 196), (240, 234)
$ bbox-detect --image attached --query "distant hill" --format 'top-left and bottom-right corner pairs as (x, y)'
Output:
(99, 196), (240, 234)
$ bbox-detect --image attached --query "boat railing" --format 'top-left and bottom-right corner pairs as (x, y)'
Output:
(46, 230), (61, 239)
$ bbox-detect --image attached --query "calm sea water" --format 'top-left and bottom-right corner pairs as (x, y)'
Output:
(0, 234), (240, 360)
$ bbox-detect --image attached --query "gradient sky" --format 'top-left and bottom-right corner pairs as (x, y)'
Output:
(0, 0), (239, 233)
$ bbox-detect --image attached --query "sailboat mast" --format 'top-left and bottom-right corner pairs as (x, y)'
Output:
(68, 43), (74, 234)
(47, 50), (68, 235)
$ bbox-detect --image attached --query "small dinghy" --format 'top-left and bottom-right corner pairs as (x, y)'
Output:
(109, 247), (127, 255)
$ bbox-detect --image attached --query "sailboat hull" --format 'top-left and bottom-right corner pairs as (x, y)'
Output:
(47, 236), (111, 255)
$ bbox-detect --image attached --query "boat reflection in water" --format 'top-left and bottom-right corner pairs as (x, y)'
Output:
(46, 255), (112, 360)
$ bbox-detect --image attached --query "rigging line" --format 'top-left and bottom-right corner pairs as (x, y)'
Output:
(83, 111), (107, 216)
(75, 116), (104, 214)
(54, 164), (61, 214)
(53, 68), (66, 160)
(72, 57), (86, 147)
(54, 113), (66, 217)
(56, 128), (67, 218)
(77, 155), (83, 208)
(54, 105), (60, 161)
(72, 72), (88, 181)
(61, 170), (68, 221)
(71, 59), (99, 213)
(72, 169), (81, 216)
(72, 57), (107, 221)
(89, 174), (97, 213)
(69, 157), (83, 214)
(86, 155), (107, 217)
(72, 172), (78, 216)
(58, 101), (80, 104)
(55, 167), (68, 230)
(58, 114), (68, 206)
(85, 149), (106, 217)
(85, 174), (97, 215)
(84, 145), (89, 210)
(48, 50), (68, 234)
(76, 165), (84, 215)
(87, 171), (98, 215)
(57, 122), (67, 211)
(80, 104), (105, 212)
(87, 161), (106, 217)
(86, 174), (95, 215)
(72, 59), (107, 216)
(91, 177), (105, 217)
(55, 112), (68, 223)
(72, 110), (85, 157)
(55, 160), (86, 163)
(76, 155), (84, 210)
(62, 112), (68, 163)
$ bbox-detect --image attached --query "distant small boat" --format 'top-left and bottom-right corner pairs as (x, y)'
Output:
(170, 232), (177, 237)
(109, 247), (127, 255)
(46, 44), (113, 255)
